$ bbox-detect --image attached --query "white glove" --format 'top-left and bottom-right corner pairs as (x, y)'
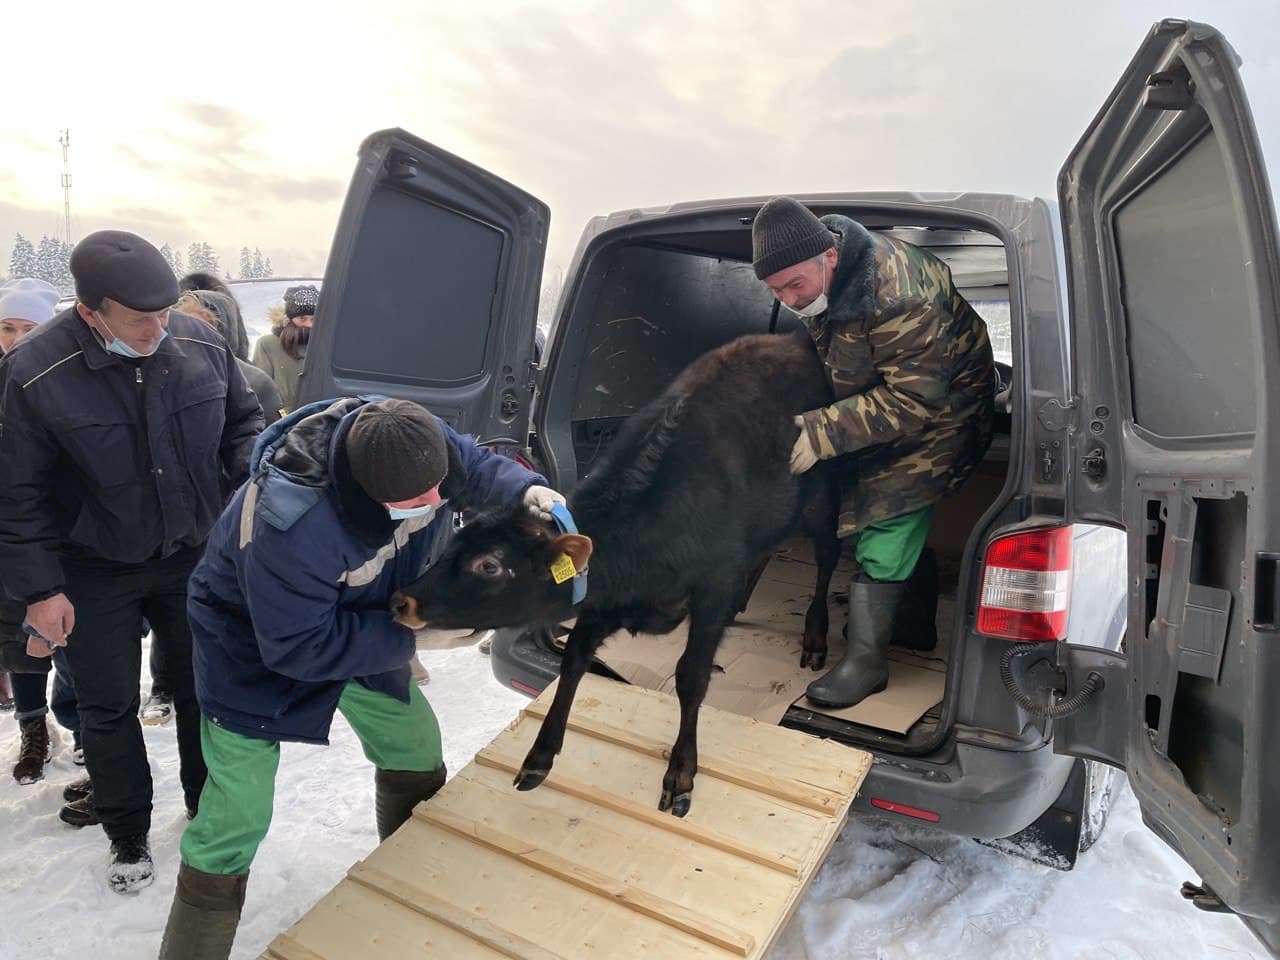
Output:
(789, 416), (820, 475)
(523, 485), (567, 521)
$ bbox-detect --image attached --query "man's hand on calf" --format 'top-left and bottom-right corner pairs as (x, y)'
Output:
(789, 416), (820, 474)
(523, 485), (567, 521)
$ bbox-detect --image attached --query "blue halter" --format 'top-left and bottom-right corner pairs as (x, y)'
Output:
(549, 502), (589, 605)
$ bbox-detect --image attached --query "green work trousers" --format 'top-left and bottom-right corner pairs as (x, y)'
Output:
(850, 505), (934, 582)
(180, 679), (442, 875)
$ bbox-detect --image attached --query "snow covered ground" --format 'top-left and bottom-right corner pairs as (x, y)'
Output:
(0, 639), (1265, 959)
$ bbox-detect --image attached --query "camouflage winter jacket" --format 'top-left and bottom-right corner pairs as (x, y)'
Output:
(797, 215), (995, 536)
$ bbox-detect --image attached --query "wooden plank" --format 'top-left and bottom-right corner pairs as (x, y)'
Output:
(521, 698), (845, 813)
(435, 765), (795, 950)
(347, 863), (565, 960)
(415, 806), (756, 957)
(538, 675), (869, 797)
(489, 722), (829, 868)
(270, 876), (517, 959)
(268, 672), (872, 959)
(261, 934), (328, 960)
(475, 748), (803, 878)
(365, 821), (741, 958)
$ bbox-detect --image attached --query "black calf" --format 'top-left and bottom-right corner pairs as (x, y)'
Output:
(394, 331), (839, 816)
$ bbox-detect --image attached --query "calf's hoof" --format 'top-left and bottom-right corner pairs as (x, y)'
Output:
(659, 788), (692, 818)
(513, 766), (549, 792)
(800, 649), (827, 671)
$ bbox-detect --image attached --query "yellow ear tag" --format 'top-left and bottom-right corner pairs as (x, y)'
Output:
(549, 553), (577, 584)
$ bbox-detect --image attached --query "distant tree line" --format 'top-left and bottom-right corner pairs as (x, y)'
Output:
(6, 234), (275, 292)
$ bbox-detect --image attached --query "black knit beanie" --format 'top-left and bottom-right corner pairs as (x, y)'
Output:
(284, 285), (320, 319)
(751, 197), (834, 280)
(345, 399), (448, 502)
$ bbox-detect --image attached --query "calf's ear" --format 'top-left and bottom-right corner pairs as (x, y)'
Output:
(547, 533), (593, 573)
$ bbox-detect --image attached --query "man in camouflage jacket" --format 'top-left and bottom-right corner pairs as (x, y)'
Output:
(752, 197), (995, 708)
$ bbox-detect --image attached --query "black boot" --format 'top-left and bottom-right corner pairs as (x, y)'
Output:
(158, 863), (249, 960)
(375, 765), (447, 841)
(13, 716), (50, 784)
(807, 575), (908, 709)
(108, 832), (154, 894)
(892, 548), (939, 652)
(59, 791), (100, 827)
(63, 775), (93, 802)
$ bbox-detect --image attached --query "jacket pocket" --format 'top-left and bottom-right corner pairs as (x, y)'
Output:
(172, 379), (229, 480)
(61, 419), (144, 487)
(826, 334), (877, 397)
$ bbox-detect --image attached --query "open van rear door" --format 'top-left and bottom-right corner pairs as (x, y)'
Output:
(1053, 19), (1280, 945)
(296, 128), (548, 444)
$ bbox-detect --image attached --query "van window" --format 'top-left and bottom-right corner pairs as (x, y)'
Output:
(1113, 132), (1257, 437)
(330, 186), (502, 386)
(968, 299), (1011, 365)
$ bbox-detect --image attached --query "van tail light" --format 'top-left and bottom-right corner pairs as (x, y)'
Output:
(977, 526), (1072, 642)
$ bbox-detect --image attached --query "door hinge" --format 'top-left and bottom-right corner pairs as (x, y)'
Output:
(1180, 880), (1231, 914)
(1081, 447), (1107, 483)
(1037, 398), (1075, 432)
(1144, 64), (1196, 112)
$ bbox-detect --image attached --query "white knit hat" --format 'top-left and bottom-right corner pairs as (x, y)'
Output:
(0, 278), (60, 325)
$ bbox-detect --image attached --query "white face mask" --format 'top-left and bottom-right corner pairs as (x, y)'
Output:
(97, 309), (168, 358)
(788, 293), (828, 318)
(782, 257), (830, 319)
(386, 499), (448, 522)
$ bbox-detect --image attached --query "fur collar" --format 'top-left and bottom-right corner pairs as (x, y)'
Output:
(820, 214), (878, 324)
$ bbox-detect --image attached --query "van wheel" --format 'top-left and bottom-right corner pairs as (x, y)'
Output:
(1077, 759), (1122, 854)
(980, 758), (1119, 870)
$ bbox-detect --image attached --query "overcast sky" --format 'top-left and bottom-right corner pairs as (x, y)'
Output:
(2, 0), (1276, 279)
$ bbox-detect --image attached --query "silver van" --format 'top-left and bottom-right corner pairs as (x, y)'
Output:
(298, 19), (1280, 950)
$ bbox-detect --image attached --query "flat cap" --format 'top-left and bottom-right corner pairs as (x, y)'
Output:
(70, 230), (180, 312)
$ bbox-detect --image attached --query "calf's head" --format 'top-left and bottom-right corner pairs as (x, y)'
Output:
(390, 503), (592, 630)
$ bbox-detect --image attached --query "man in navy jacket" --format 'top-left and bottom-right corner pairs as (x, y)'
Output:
(0, 231), (264, 894)
(158, 395), (562, 959)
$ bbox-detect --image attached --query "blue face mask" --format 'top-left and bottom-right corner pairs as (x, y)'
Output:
(98, 310), (168, 358)
(387, 502), (440, 521)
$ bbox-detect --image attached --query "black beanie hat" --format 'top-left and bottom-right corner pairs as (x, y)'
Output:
(70, 230), (180, 311)
(345, 399), (448, 503)
(285, 285), (320, 319)
(751, 197), (834, 280)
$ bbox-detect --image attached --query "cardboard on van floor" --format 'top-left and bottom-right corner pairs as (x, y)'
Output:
(593, 544), (947, 734)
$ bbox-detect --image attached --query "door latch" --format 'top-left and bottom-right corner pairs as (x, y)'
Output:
(1081, 447), (1107, 482)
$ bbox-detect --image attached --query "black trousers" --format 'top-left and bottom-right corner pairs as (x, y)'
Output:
(61, 546), (206, 841)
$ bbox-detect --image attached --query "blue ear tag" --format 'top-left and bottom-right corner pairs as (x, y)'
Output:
(549, 502), (588, 605)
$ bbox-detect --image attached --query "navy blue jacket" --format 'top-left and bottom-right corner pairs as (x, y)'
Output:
(188, 397), (544, 744)
(0, 308), (264, 601)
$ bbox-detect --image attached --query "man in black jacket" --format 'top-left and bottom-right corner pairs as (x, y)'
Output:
(0, 231), (264, 893)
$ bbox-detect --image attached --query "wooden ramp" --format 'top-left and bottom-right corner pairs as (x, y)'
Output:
(261, 673), (872, 959)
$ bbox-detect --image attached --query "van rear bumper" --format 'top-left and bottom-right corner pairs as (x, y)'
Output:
(852, 736), (1075, 840)
(489, 625), (1074, 841)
